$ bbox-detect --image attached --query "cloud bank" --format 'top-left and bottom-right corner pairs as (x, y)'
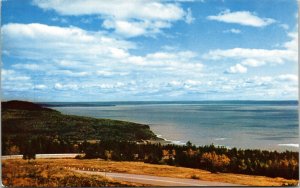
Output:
(32, 0), (194, 37)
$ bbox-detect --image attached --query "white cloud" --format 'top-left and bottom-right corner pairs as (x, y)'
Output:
(125, 51), (203, 72)
(223, 28), (241, 34)
(2, 83), (34, 92)
(51, 17), (68, 23)
(185, 79), (202, 87)
(207, 10), (275, 27)
(279, 24), (289, 30)
(54, 83), (63, 90)
(102, 19), (172, 37)
(80, 18), (93, 24)
(97, 82), (126, 90)
(2, 23), (204, 97)
(164, 0), (197, 2)
(161, 45), (178, 51)
(277, 74), (298, 82)
(148, 73), (297, 100)
(55, 60), (80, 67)
(1, 69), (33, 93)
(12, 63), (45, 71)
(2, 69), (31, 81)
(283, 32), (297, 51)
(167, 79), (202, 88)
(168, 80), (182, 87)
(245, 76), (273, 85)
(146, 51), (196, 60)
(225, 64), (247, 74)
(244, 74), (297, 88)
(54, 83), (79, 90)
(204, 48), (295, 63)
(51, 70), (90, 77)
(96, 70), (129, 77)
(33, 0), (184, 19)
(2, 69), (17, 77)
(103, 20), (145, 37)
(2, 23), (134, 61)
(244, 75), (298, 99)
(96, 70), (115, 77)
(204, 31), (297, 73)
(2, 23), (202, 73)
(241, 59), (265, 67)
(35, 84), (47, 90)
(32, 0), (190, 37)
(185, 8), (195, 24)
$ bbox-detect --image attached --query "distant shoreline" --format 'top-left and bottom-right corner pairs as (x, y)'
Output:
(148, 133), (300, 151)
(38, 100), (299, 108)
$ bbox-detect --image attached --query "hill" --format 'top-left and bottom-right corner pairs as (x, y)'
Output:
(2, 100), (160, 154)
(2, 100), (55, 111)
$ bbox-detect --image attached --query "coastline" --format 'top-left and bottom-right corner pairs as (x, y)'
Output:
(2, 101), (299, 183)
(149, 131), (299, 152)
(146, 133), (187, 146)
(50, 101), (298, 152)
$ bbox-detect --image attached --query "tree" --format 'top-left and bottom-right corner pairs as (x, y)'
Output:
(7, 145), (20, 157)
(186, 141), (192, 148)
(201, 151), (230, 172)
(22, 150), (36, 162)
(21, 140), (36, 162)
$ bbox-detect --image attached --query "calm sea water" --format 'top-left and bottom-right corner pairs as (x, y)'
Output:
(44, 101), (299, 151)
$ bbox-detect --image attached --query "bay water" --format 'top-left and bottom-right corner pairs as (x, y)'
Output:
(46, 101), (299, 151)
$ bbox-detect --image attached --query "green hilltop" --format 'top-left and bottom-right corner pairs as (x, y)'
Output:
(2, 100), (160, 145)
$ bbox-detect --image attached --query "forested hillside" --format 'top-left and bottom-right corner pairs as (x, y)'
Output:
(2, 100), (160, 155)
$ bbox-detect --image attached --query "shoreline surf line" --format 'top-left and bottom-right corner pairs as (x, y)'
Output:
(278, 144), (299, 148)
(154, 134), (186, 145)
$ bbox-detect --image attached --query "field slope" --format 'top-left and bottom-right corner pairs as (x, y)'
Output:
(2, 158), (298, 186)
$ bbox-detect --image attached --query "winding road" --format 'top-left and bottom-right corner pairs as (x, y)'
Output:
(1, 154), (80, 160)
(3, 154), (242, 186)
(74, 169), (242, 186)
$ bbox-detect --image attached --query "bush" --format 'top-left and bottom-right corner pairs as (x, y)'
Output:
(201, 151), (230, 172)
(75, 155), (83, 159)
(191, 175), (200, 179)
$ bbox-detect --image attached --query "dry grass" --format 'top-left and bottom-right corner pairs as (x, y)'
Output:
(2, 159), (147, 187)
(2, 158), (299, 187)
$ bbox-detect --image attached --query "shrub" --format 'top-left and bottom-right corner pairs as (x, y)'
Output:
(191, 174), (200, 179)
(201, 151), (230, 172)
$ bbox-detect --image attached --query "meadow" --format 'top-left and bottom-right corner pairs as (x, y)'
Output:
(2, 158), (298, 186)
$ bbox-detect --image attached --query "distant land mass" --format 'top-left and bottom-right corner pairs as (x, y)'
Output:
(38, 100), (298, 108)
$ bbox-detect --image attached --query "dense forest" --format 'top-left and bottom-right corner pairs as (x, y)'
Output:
(2, 100), (160, 142)
(2, 101), (299, 180)
(3, 135), (299, 180)
(80, 140), (299, 180)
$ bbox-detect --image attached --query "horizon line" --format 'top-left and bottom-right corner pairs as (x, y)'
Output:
(2, 99), (298, 103)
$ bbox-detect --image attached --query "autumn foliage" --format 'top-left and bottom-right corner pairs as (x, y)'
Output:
(201, 151), (230, 172)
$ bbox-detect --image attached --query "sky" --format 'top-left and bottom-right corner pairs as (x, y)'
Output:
(1, 0), (298, 102)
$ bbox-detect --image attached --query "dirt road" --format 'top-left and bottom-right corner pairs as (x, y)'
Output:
(2, 154), (80, 160)
(75, 169), (242, 186)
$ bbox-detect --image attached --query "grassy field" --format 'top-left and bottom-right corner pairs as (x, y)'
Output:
(2, 158), (298, 186)
(2, 159), (147, 187)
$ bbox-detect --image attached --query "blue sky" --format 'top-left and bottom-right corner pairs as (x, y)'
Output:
(1, 0), (298, 101)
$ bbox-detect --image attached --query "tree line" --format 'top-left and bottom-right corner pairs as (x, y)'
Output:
(3, 136), (299, 180)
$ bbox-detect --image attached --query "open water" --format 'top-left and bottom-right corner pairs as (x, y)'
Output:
(44, 101), (299, 151)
